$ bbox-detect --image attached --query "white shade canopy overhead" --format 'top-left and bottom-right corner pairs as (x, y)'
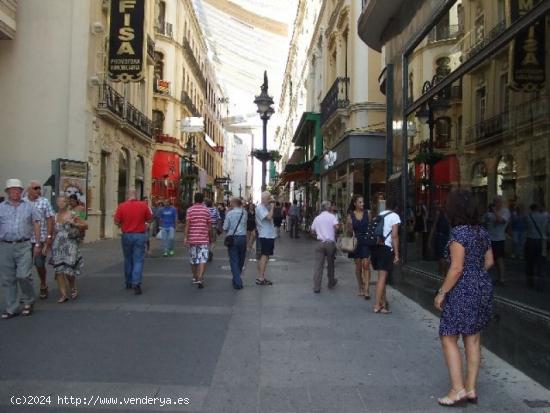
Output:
(193, 0), (297, 118)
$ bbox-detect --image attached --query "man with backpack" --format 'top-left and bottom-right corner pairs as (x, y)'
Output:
(370, 199), (401, 314)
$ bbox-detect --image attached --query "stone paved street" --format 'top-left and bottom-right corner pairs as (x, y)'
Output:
(1, 232), (549, 413)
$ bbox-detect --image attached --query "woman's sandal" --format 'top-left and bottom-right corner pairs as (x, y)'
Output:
(255, 278), (273, 286)
(71, 288), (78, 300)
(21, 305), (33, 316)
(39, 286), (48, 300)
(466, 390), (478, 404)
(1, 312), (18, 320)
(57, 296), (69, 304)
(438, 389), (467, 407)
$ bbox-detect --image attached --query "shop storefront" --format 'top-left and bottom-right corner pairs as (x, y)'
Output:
(151, 150), (181, 206)
(321, 132), (386, 216)
(360, 0), (550, 387)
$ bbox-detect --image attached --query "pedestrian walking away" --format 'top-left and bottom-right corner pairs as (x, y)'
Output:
(288, 199), (300, 238)
(346, 195), (372, 299)
(157, 200), (177, 257)
(185, 192), (211, 289)
(206, 199), (220, 256)
(223, 197), (247, 289)
(0, 178), (42, 319)
(24, 180), (55, 300)
(525, 203), (547, 291)
(50, 196), (87, 302)
(246, 203), (257, 252)
(255, 192), (277, 285)
(310, 201), (339, 293)
(434, 189), (495, 407)
(483, 196), (510, 286)
(371, 198), (401, 314)
(114, 189), (153, 295)
(273, 202), (283, 238)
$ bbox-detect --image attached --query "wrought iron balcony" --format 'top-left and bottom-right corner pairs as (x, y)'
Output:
(155, 22), (173, 38)
(465, 96), (550, 145)
(180, 90), (201, 117)
(428, 25), (459, 43)
(147, 35), (155, 63)
(98, 83), (152, 139)
(181, 36), (207, 91)
(321, 77), (350, 125)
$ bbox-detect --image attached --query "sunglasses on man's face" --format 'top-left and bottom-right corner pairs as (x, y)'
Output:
(32, 186), (41, 190)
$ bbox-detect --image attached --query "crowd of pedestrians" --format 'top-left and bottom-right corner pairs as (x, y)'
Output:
(0, 177), (510, 407)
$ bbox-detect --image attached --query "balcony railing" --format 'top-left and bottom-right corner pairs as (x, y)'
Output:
(98, 83), (152, 139)
(155, 22), (173, 38)
(465, 96), (550, 145)
(181, 36), (207, 91)
(428, 25), (459, 43)
(181, 90), (201, 117)
(463, 20), (506, 61)
(147, 35), (155, 62)
(321, 77), (350, 125)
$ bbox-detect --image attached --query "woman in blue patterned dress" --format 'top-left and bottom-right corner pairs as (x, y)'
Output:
(434, 190), (494, 407)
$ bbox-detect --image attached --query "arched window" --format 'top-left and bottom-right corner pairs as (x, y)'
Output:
(497, 155), (517, 198)
(118, 149), (130, 204)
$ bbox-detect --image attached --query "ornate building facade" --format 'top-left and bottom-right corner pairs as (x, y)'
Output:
(276, 0), (387, 222)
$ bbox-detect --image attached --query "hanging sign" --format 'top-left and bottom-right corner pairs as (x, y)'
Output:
(510, 0), (546, 91)
(108, 0), (145, 82)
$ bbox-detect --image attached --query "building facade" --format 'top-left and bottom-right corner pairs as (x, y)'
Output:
(0, 0), (156, 241)
(152, 0), (226, 208)
(359, 0), (550, 387)
(276, 0), (387, 224)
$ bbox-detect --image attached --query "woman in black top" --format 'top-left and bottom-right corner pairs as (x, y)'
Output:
(347, 195), (372, 299)
(246, 203), (257, 252)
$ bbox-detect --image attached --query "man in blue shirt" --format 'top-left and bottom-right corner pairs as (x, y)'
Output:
(157, 200), (177, 257)
(255, 191), (277, 286)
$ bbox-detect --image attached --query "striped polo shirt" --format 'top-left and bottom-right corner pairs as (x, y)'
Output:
(186, 203), (211, 245)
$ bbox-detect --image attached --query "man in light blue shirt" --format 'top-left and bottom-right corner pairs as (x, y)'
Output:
(255, 192), (276, 286)
(223, 197), (247, 289)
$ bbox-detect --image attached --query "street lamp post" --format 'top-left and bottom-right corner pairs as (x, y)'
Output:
(185, 137), (197, 205)
(254, 71), (275, 192)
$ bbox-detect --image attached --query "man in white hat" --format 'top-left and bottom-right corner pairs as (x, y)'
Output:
(24, 180), (55, 299)
(0, 179), (42, 319)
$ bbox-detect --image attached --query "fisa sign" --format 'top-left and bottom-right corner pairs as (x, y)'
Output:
(108, 0), (145, 82)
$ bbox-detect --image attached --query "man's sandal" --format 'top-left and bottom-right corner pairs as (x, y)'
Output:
(21, 305), (33, 316)
(1, 312), (18, 320)
(39, 287), (48, 299)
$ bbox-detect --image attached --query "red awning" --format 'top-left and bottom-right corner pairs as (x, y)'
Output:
(433, 155), (460, 184)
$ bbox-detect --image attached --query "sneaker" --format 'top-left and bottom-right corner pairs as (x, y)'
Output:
(169, 250), (175, 256)
(197, 281), (204, 289)
(134, 285), (142, 295)
(192, 278), (199, 284)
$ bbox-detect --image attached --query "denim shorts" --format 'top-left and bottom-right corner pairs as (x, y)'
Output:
(189, 244), (209, 265)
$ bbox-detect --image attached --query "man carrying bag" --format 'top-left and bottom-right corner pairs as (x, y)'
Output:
(223, 197), (247, 290)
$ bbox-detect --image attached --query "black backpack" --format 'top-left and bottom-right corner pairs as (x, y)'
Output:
(365, 212), (392, 246)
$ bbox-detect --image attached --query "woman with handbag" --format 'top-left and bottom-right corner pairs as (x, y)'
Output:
(50, 196), (87, 303)
(346, 195), (372, 298)
(223, 197), (248, 289)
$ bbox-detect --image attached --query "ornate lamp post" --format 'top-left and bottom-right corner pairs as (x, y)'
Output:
(254, 71), (275, 192)
(185, 137), (197, 205)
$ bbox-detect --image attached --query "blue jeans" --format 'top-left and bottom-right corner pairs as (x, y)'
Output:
(227, 235), (246, 287)
(160, 227), (175, 253)
(121, 232), (147, 286)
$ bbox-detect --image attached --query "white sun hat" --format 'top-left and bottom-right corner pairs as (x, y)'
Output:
(5, 178), (24, 191)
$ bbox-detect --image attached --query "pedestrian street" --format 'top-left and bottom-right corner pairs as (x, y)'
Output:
(1, 232), (549, 413)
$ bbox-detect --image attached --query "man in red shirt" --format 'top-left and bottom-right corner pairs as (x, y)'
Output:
(114, 189), (153, 295)
(184, 192), (211, 289)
